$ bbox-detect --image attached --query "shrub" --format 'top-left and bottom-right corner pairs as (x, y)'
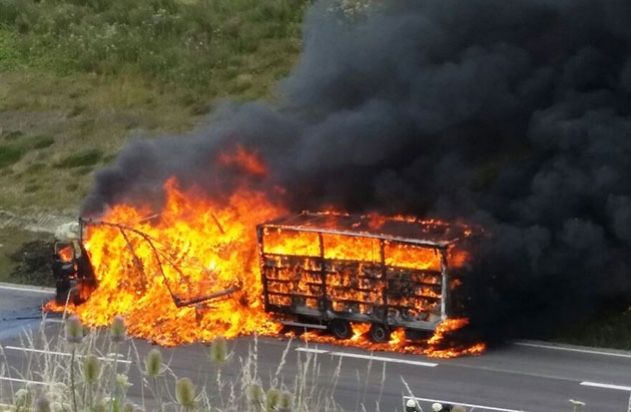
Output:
(0, 144), (25, 168)
(30, 135), (55, 150)
(54, 149), (103, 168)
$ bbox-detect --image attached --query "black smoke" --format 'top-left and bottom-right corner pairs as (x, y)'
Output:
(82, 0), (631, 341)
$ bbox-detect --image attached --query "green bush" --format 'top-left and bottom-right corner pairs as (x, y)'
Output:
(30, 135), (55, 149)
(2, 130), (23, 141)
(55, 148), (103, 168)
(0, 144), (25, 168)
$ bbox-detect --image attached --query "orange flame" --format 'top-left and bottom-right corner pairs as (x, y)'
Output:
(57, 245), (74, 262)
(45, 149), (484, 357)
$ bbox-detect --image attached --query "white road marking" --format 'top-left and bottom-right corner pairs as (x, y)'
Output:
(42, 318), (64, 324)
(404, 396), (525, 412)
(580, 381), (631, 392)
(0, 283), (54, 295)
(4, 346), (131, 364)
(0, 376), (48, 385)
(296, 347), (329, 354)
(514, 341), (631, 359)
(296, 347), (437, 367)
(330, 351), (438, 367)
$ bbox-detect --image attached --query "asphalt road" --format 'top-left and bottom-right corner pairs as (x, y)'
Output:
(1, 283), (631, 411)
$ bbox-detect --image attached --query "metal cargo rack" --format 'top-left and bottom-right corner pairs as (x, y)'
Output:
(256, 212), (472, 333)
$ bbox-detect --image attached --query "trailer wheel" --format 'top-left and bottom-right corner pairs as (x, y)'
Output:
(55, 279), (71, 304)
(369, 323), (390, 343)
(404, 328), (430, 342)
(329, 319), (352, 340)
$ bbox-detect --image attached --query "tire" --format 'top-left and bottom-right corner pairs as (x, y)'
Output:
(404, 328), (431, 342)
(55, 279), (71, 304)
(329, 319), (352, 340)
(369, 323), (390, 343)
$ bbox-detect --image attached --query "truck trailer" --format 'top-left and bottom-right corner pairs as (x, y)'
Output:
(256, 212), (471, 343)
(52, 212), (472, 342)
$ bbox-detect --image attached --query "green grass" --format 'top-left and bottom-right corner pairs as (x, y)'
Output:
(555, 308), (631, 350)
(0, 0), (305, 98)
(30, 135), (55, 149)
(0, 144), (24, 168)
(0, 225), (46, 283)
(55, 149), (103, 169)
(0, 0), (306, 211)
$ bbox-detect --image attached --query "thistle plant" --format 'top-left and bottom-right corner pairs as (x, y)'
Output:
(110, 316), (126, 343)
(265, 388), (281, 412)
(144, 349), (163, 378)
(208, 336), (229, 366)
(109, 316), (126, 412)
(83, 354), (101, 408)
(83, 355), (102, 384)
(65, 315), (84, 344)
(246, 383), (265, 410)
(13, 388), (32, 411)
(34, 394), (51, 412)
(65, 315), (84, 412)
(144, 349), (164, 411)
(175, 377), (197, 412)
(278, 391), (293, 412)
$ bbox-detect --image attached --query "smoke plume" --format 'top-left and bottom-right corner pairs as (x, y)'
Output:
(83, 0), (631, 341)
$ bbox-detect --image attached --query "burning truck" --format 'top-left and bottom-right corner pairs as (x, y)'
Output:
(50, 204), (477, 351)
(256, 212), (472, 342)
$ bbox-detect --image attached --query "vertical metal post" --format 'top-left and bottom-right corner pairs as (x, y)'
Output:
(439, 248), (449, 321)
(380, 240), (388, 323)
(256, 225), (269, 310)
(318, 232), (328, 317)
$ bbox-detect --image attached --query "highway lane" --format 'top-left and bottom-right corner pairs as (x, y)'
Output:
(0, 282), (53, 339)
(1, 285), (631, 411)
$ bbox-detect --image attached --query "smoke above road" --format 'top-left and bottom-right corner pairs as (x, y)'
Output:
(82, 0), (631, 341)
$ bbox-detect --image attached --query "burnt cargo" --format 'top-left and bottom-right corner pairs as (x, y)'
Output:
(256, 212), (473, 342)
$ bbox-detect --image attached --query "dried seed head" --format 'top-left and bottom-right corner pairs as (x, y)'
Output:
(432, 403), (443, 412)
(65, 315), (84, 344)
(279, 391), (293, 411)
(34, 394), (51, 412)
(209, 336), (228, 365)
(246, 383), (264, 405)
(83, 354), (101, 384)
(266, 388), (281, 412)
(14, 388), (32, 408)
(144, 349), (163, 377)
(116, 373), (132, 391)
(110, 315), (126, 343)
(451, 406), (467, 412)
(175, 377), (197, 409)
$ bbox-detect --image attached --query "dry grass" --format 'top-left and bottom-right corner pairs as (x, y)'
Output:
(0, 315), (356, 411)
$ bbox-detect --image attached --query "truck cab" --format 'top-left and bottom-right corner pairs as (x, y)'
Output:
(52, 221), (96, 304)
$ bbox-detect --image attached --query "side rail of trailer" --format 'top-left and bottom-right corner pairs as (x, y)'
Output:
(256, 223), (453, 342)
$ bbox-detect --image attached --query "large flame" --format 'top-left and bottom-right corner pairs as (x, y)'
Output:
(60, 178), (285, 344)
(46, 148), (484, 357)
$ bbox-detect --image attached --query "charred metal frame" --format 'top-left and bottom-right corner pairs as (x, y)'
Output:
(256, 213), (466, 332)
(80, 218), (242, 308)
